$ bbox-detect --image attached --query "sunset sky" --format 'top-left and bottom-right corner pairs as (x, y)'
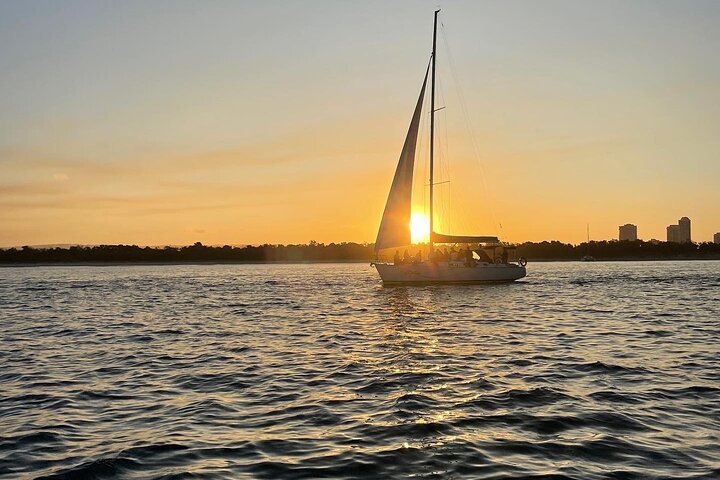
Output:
(2, 0), (719, 247)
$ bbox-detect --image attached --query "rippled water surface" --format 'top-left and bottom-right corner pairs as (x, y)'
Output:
(1, 261), (719, 479)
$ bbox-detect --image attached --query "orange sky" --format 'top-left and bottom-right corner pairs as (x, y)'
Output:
(1, 1), (719, 246)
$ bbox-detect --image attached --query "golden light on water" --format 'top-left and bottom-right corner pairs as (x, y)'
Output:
(410, 213), (430, 244)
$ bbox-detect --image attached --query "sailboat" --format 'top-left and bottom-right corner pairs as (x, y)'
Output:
(372, 10), (527, 285)
(581, 224), (595, 261)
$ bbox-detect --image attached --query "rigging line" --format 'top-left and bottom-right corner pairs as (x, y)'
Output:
(435, 33), (458, 235)
(418, 78), (430, 233)
(435, 86), (446, 186)
(436, 81), (453, 201)
(435, 115), (450, 232)
(420, 56), (432, 228)
(442, 118), (452, 233)
(440, 77), (454, 233)
(442, 50), (465, 233)
(436, 144), (447, 229)
(440, 20), (482, 233)
(415, 56), (432, 223)
(440, 21), (502, 237)
(438, 145), (452, 233)
(442, 22), (497, 238)
(437, 75), (451, 183)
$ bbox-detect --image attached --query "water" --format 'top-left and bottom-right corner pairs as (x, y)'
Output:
(1, 261), (719, 479)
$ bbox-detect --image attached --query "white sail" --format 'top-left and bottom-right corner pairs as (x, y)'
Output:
(374, 69), (428, 251)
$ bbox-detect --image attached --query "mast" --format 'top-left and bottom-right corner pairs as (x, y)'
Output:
(429, 9), (439, 248)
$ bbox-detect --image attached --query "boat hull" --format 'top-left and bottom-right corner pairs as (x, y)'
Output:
(374, 262), (526, 285)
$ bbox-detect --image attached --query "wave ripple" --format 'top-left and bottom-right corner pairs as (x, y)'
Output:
(1, 261), (719, 479)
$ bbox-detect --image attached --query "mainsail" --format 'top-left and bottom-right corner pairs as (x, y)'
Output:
(374, 68), (429, 251)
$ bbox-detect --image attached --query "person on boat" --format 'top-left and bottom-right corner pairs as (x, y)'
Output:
(414, 251), (422, 264)
(501, 248), (508, 264)
(394, 250), (401, 265)
(442, 248), (450, 262)
(465, 246), (474, 267)
(403, 249), (411, 263)
(476, 248), (492, 263)
(450, 248), (458, 261)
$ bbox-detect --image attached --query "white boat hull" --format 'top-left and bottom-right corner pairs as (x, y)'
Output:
(374, 262), (526, 285)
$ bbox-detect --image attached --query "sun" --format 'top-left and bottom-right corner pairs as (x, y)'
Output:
(410, 213), (430, 244)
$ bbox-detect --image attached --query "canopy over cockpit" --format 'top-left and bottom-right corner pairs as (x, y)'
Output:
(430, 232), (499, 244)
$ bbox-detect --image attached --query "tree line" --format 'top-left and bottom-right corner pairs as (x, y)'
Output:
(515, 240), (720, 260)
(0, 241), (371, 263)
(1, 239), (719, 264)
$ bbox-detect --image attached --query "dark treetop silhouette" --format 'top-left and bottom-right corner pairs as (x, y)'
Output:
(1, 240), (719, 264)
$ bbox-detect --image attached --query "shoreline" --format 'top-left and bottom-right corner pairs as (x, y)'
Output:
(1, 257), (719, 267)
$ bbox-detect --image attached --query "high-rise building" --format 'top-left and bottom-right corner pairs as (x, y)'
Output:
(678, 217), (691, 243)
(714, 232), (720, 244)
(619, 224), (638, 241)
(667, 217), (691, 243)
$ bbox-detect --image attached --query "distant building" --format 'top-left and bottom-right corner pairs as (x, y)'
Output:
(667, 217), (691, 243)
(619, 224), (637, 241)
(714, 232), (720, 244)
(678, 217), (691, 243)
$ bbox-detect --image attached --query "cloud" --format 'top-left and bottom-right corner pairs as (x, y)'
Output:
(0, 183), (67, 196)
